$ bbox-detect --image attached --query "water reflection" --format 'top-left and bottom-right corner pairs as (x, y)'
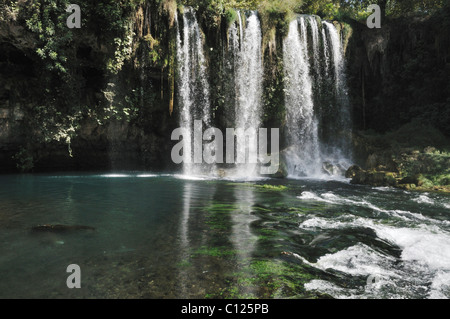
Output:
(1, 174), (449, 298)
(232, 186), (258, 289)
(178, 181), (194, 297)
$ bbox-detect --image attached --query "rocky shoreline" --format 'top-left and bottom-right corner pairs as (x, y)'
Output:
(346, 124), (450, 194)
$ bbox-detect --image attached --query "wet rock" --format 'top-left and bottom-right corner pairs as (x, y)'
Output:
(345, 165), (363, 178)
(272, 161), (288, 179)
(399, 175), (419, 185)
(322, 162), (347, 176)
(350, 169), (398, 187)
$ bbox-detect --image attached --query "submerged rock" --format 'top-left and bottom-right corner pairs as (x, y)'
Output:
(30, 224), (95, 233)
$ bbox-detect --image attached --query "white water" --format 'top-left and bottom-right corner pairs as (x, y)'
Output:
(282, 17), (353, 179)
(233, 12), (263, 178)
(297, 189), (450, 299)
(321, 26), (330, 78)
(308, 16), (321, 82)
(176, 8), (214, 177)
(174, 10), (354, 180)
(322, 21), (352, 162)
(283, 17), (321, 177)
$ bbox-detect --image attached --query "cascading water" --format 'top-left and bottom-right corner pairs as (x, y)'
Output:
(322, 21), (352, 171)
(233, 11), (263, 178)
(321, 26), (330, 78)
(174, 7), (352, 179)
(283, 17), (321, 177)
(308, 16), (321, 82)
(283, 16), (352, 178)
(176, 8), (214, 176)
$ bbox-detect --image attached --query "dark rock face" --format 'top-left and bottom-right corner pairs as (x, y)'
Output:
(345, 12), (450, 136)
(1, 4), (449, 174)
(345, 165), (363, 179)
(0, 10), (177, 173)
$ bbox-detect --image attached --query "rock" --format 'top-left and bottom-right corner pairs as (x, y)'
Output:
(217, 169), (227, 178)
(322, 162), (334, 176)
(350, 169), (398, 187)
(366, 154), (378, 169)
(272, 161), (288, 179)
(345, 165), (363, 178)
(31, 224), (95, 233)
(0, 109), (10, 119)
(322, 162), (347, 176)
(399, 175), (419, 185)
(424, 146), (437, 154)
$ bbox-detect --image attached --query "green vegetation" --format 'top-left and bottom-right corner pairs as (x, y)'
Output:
(178, 0), (447, 21)
(352, 121), (450, 192)
(193, 245), (236, 257)
(0, 0), (448, 173)
(205, 258), (326, 299)
(258, 184), (288, 191)
(226, 183), (288, 192)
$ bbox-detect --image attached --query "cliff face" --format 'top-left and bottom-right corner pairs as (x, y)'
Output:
(345, 9), (450, 136)
(0, 20), (38, 171)
(342, 9), (450, 191)
(0, 3), (449, 173)
(0, 3), (178, 173)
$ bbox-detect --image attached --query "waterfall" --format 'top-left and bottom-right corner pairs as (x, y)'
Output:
(282, 16), (352, 178)
(233, 11), (263, 178)
(237, 10), (244, 50)
(173, 7), (352, 179)
(308, 16), (321, 82)
(321, 26), (330, 78)
(175, 8), (214, 176)
(283, 17), (321, 177)
(322, 21), (352, 169)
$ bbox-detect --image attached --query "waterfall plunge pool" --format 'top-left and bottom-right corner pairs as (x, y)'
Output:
(0, 173), (449, 299)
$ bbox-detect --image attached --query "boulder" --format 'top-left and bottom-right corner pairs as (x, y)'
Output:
(350, 169), (398, 187)
(345, 165), (363, 178)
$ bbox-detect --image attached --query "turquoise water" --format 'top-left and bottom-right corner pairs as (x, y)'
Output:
(0, 173), (449, 299)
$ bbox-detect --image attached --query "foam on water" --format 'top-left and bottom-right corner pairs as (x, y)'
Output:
(307, 243), (398, 277)
(413, 194), (435, 205)
(173, 174), (213, 181)
(372, 186), (396, 192)
(298, 191), (450, 226)
(304, 280), (360, 299)
(429, 271), (450, 299)
(296, 190), (450, 298)
(99, 174), (133, 178)
(136, 174), (158, 178)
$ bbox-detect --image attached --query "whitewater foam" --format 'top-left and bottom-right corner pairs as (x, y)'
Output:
(297, 210), (450, 298)
(413, 194), (435, 205)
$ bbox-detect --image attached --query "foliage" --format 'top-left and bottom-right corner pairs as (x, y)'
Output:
(259, 0), (299, 37)
(351, 3), (450, 137)
(338, 0), (445, 21)
(2, 0), (448, 172)
(12, 147), (34, 172)
(301, 0), (339, 19)
(4, 0), (148, 171)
